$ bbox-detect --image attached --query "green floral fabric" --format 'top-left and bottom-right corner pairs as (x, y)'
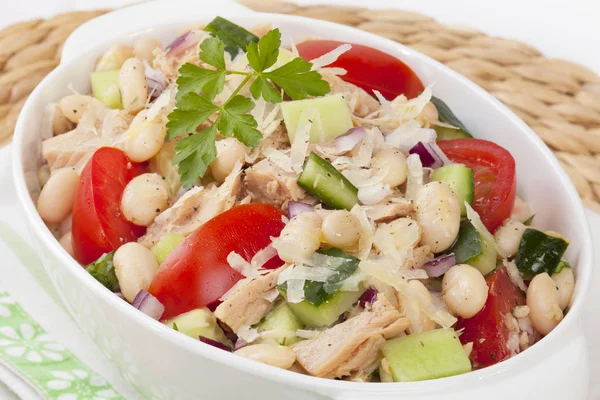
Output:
(0, 291), (123, 399)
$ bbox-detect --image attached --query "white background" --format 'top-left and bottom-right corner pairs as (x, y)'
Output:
(0, 1), (599, 399)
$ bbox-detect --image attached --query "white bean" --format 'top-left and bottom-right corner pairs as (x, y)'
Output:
(58, 94), (93, 124)
(96, 43), (134, 72)
(322, 210), (361, 249)
(113, 242), (160, 302)
(415, 182), (461, 252)
(552, 267), (575, 310)
(59, 232), (74, 257)
(442, 264), (488, 318)
(211, 138), (246, 183)
(124, 110), (167, 162)
(37, 164), (51, 187)
(121, 173), (171, 226)
(274, 212), (322, 263)
(400, 280), (435, 334)
(60, 213), (72, 236)
(372, 148), (408, 188)
(527, 273), (563, 335)
(133, 38), (162, 63)
(494, 219), (526, 258)
(118, 58), (147, 113)
(511, 196), (532, 223)
(37, 168), (79, 224)
(235, 344), (296, 369)
(52, 105), (72, 135)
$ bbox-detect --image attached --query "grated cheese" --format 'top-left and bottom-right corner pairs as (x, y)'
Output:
(290, 107), (315, 172)
(296, 329), (322, 339)
(309, 43), (352, 70)
(237, 325), (260, 343)
(465, 202), (497, 249)
(350, 204), (375, 260)
(286, 278), (306, 303)
(405, 154), (424, 201)
(263, 289), (280, 303)
(504, 260), (528, 292)
(358, 182), (393, 205)
(251, 245), (278, 270)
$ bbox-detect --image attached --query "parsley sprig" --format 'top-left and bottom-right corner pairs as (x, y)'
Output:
(166, 28), (330, 188)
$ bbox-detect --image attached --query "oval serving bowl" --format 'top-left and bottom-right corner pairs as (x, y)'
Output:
(12, 1), (593, 399)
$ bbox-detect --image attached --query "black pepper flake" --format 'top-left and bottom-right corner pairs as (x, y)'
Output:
(419, 341), (424, 347)
(490, 353), (495, 361)
(156, 208), (160, 213)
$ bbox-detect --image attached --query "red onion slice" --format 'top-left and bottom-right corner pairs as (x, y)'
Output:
(358, 287), (378, 307)
(132, 290), (165, 320)
(199, 336), (231, 351)
(143, 61), (167, 99)
(166, 30), (205, 57)
(423, 254), (456, 278)
(334, 127), (365, 153)
(287, 201), (314, 219)
(408, 141), (452, 169)
(234, 337), (248, 350)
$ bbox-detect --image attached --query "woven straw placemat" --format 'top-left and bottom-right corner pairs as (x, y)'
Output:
(1, 1), (599, 212)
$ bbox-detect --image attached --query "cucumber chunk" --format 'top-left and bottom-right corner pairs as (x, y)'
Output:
(430, 96), (472, 141)
(447, 220), (496, 275)
(90, 70), (122, 109)
(151, 233), (185, 265)
(435, 126), (472, 141)
(287, 288), (365, 327)
(164, 308), (230, 346)
(256, 301), (304, 345)
(297, 152), (358, 210)
(281, 94), (354, 143)
(516, 228), (569, 278)
(381, 328), (472, 382)
(430, 164), (474, 216)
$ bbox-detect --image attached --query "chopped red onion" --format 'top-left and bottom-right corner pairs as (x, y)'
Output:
(143, 61), (167, 99)
(408, 141), (452, 169)
(234, 337), (248, 350)
(334, 127), (365, 153)
(287, 201), (314, 219)
(423, 254), (456, 278)
(166, 30), (205, 57)
(199, 336), (231, 351)
(358, 287), (378, 307)
(132, 290), (165, 320)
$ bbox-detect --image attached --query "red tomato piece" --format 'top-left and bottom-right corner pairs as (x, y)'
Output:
(148, 203), (286, 320)
(455, 267), (526, 367)
(72, 147), (146, 265)
(438, 138), (517, 232)
(296, 40), (424, 100)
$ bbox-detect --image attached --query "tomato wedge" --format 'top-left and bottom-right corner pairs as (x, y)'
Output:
(455, 267), (526, 367)
(296, 40), (424, 100)
(148, 203), (286, 320)
(72, 147), (146, 265)
(438, 138), (516, 232)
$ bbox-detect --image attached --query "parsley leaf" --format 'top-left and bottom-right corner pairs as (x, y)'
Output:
(250, 76), (282, 103)
(218, 95), (262, 147)
(198, 37), (227, 70)
(263, 58), (331, 100)
(173, 124), (218, 188)
(176, 63), (226, 101)
(166, 92), (219, 140)
(246, 28), (281, 72)
(204, 16), (259, 57)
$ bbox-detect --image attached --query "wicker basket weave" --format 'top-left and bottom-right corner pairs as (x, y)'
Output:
(1, 0), (599, 211)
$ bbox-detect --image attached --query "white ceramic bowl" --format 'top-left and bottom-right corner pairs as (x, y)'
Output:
(12, 1), (594, 399)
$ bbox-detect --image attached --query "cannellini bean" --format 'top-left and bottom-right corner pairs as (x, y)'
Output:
(552, 267), (575, 310)
(511, 196), (532, 223)
(234, 344), (296, 369)
(211, 138), (246, 183)
(372, 148), (408, 188)
(121, 173), (171, 226)
(118, 58), (147, 113)
(59, 232), (74, 257)
(96, 43), (134, 72)
(52, 105), (72, 135)
(400, 280), (435, 334)
(322, 210), (361, 249)
(442, 264), (488, 318)
(494, 219), (526, 258)
(37, 168), (79, 224)
(37, 164), (51, 187)
(113, 242), (160, 302)
(527, 273), (563, 335)
(415, 182), (460, 252)
(274, 212), (322, 263)
(124, 110), (167, 162)
(133, 38), (162, 63)
(58, 94), (94, 124)
(60, 213), (72, 236)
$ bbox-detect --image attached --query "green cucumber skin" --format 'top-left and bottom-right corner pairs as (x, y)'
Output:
(382, 328), (472, 382)
(430, 96), (472, 134)
(430, 164), (474, 216)
(516, 228), (569, 277)
(447, 220), (496, 275)
(203, 16), (259, 57)
(256, 302), (304, 345)
(297, 152), (359, 210)
(435, 126), (472, 141)
(287, 288), (365, 327)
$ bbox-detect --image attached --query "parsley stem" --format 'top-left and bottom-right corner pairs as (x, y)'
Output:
(222, 75), (252, 107)
(225, 70), (253, 77)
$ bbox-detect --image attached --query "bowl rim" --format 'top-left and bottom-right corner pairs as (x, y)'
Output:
(12, 9), (594, 395)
